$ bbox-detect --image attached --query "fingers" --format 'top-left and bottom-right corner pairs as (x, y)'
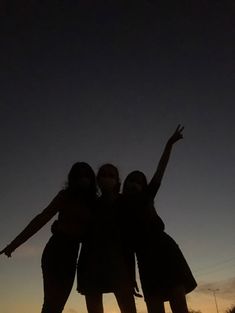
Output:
(176, 124), (181, 131)
(174, 125), (184, 140)
(0, 248), (12, 257)
(175, 124), (184, 133)
(169, 124), (184, 143)
(179, 126), (184, 132)
(134, 290), (143, 298)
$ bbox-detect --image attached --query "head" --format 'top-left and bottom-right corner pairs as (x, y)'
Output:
(123, 170), (147, 196)
(97, 163), (120, 195)
(66, 162), (96, 197)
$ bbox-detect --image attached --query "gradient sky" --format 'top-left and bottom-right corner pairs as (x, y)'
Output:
(1, 1), (235, 313)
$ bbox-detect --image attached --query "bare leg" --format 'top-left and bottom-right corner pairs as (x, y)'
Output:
(41, 239), (78, 313)
(115, 289), (137, 313)
(85, 293), (104, 313)
(169, 286), (189, 313)
(41, 274), (75, 313)
(144, 293), (165, 313)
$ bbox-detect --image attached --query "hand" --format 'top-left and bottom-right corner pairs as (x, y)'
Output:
(133, 281), (143, 298)
(0, 246), (13, 257)
(168, 124), (184, 144)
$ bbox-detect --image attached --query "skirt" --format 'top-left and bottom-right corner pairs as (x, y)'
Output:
(136, 232), (197, 301)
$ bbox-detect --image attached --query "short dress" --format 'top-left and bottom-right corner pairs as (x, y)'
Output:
(76, 196), (135, 295)
(122, 193), (197, 301)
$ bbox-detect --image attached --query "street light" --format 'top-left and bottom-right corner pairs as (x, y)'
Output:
(208, 288), (219, 313)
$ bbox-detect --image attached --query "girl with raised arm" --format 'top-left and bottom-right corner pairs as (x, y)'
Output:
(122, 125), (197, 313)
(0, 162), (97, 313)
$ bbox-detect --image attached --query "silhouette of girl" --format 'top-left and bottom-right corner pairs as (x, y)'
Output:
(0, 162), (96, 313)
(122, 125), (197, 313)
(77, 164), (137, 313)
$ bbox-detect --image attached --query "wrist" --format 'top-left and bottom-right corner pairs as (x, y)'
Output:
(167, 139), (174, 146)
(7, 242), (17, 253)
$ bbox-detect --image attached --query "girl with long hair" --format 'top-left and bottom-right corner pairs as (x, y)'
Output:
(1, 162), (97, 313)
(122, 126), (197, 313)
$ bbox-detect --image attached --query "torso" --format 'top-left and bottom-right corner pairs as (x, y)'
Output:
(56, 190), (93, 240)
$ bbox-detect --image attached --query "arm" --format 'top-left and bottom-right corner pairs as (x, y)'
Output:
(148, 125), (184, 199)
(0, 191), (65, 257)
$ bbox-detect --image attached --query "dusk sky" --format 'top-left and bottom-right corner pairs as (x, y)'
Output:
(1, 1), (235, 313)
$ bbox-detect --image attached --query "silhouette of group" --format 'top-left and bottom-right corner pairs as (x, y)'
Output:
(1, 125), (197, 313)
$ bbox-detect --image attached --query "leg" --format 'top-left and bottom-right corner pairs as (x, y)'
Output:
(114, 289), (137, 313)
(85, 293), (104, 313)
(41, 237), (79, 313)
(169, 285), (189, 313)
(41, 270), (75, 313)
(144, 293), (165, 313)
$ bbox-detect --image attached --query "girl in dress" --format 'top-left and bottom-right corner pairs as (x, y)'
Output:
(77, 163), (137, 313)
(122, 125), (197, 313)
(0, 162), (97, 313)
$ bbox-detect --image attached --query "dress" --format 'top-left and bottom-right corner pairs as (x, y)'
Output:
(76, 195), (135, 295)
(121, 192), (197, 301)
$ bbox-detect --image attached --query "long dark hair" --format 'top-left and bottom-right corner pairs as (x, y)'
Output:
(65, 162), (97, 201)
(123, 170), (148, 195)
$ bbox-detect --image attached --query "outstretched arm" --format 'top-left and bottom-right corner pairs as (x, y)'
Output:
(0, 191), (65, 257)
(148, 125), (184, 199)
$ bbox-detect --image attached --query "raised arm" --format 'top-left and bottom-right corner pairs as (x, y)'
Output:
(148, 125), (184, 199)
(0, 191), (65, 257)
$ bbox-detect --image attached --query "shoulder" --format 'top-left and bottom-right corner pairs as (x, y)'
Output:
(56, 189), (68, 199)
(51, 189), (69, 207)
